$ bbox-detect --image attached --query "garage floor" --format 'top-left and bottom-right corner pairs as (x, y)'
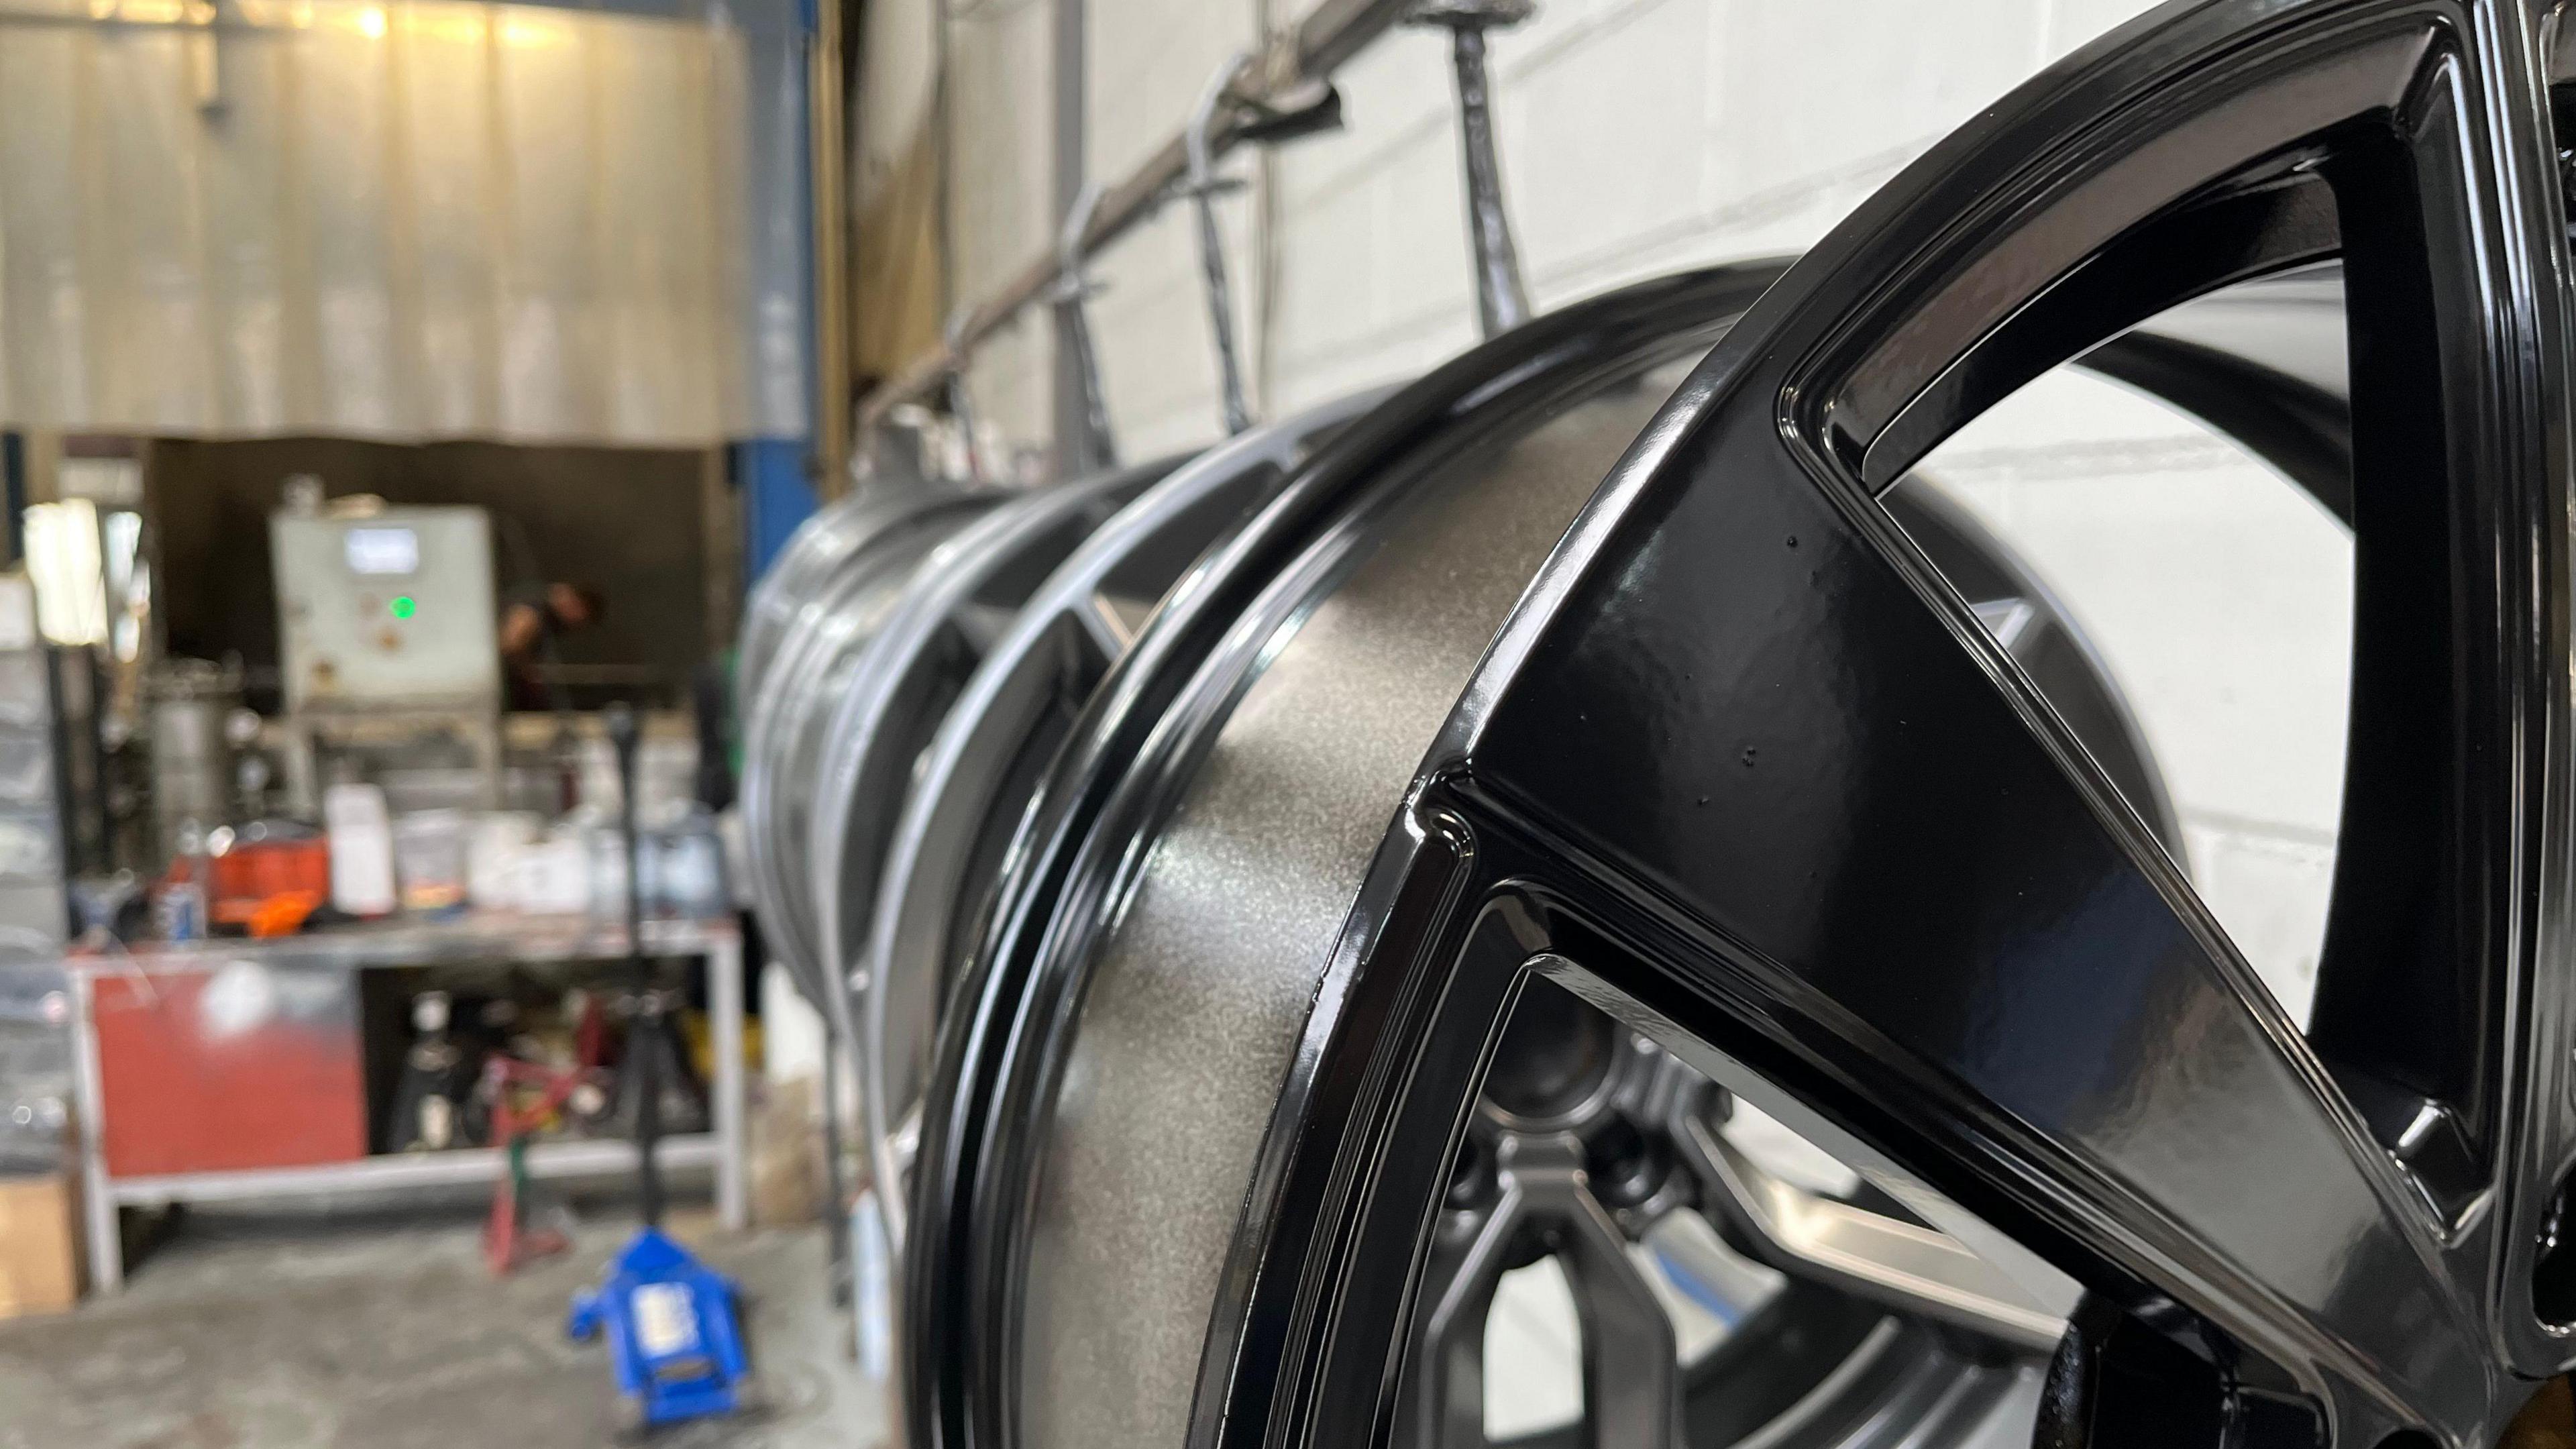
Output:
(0, 1199), (883, 1449)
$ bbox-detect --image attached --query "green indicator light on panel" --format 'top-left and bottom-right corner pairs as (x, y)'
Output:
(390, 596), (417, 619)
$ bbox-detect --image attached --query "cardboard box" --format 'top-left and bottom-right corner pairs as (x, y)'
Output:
(0, 1171), (83, 1318)
(749, 1075), (821, 1228)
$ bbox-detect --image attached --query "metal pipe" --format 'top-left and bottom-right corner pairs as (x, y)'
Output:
(1050, 0), (1091, 478)
(855, 0), (1416, 435)
(1185, 53), (1257, 435)
(606, 704), (665, 1230)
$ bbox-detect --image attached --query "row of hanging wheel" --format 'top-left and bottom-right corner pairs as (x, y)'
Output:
(742, 2), (2576, 1446)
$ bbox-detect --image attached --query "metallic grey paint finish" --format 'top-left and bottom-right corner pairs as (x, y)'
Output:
(1016, 376), (1674, 1449)
(741, 489), (936, 704)
(861, 398), (1384, 1248)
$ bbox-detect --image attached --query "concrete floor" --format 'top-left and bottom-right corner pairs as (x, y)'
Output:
(0, 1197), (884, 1449)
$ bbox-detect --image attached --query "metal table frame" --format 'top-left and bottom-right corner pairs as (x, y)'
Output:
(64, 916), (747, 1291)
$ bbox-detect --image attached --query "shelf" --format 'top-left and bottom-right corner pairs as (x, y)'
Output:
(108, 1133), (718, 1206)
(64, 916), (738, 977)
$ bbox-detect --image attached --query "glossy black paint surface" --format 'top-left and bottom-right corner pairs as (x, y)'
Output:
(908, 272), (2342, 1449)
(1199, 3), (2576, 1448)
(903, 262), (1797, 1449)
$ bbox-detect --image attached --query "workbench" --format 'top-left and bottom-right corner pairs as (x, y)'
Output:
(62, 916), (747, 1291)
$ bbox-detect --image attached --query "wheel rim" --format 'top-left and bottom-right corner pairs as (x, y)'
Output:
(900, 224), (2343, 1446)
(857, 392), (1387, 1250)
(741, 485), (945, 705)
(739, 488), (987, 1004)
(1211, 3), (2576, 1447)
(905, 261), (1801, 1449)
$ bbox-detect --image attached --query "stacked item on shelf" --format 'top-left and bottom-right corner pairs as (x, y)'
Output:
(0, 641), (82, 1318)
(0, 647), (68, 964)
(0, 963), (68, 1177)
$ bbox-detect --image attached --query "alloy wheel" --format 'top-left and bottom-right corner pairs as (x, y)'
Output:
(1206, 3), (2576, 1446)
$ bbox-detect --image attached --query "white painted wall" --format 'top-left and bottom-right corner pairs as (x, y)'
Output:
(901, 0), (2347, 1014)
(941, 0), (1065, 455)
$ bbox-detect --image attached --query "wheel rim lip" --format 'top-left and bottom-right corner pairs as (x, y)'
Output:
(739, 491), (987, 1002)
(740, 480), (958, 709)
(901, 259), (1800, 1449)
(859, 393), (1388, 1249)
(806, 456), (1183, 1008)
(739, 490), (896, 703)
(808, 470), (1159, 1152)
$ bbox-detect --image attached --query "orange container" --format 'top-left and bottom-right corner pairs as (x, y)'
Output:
(209, 835), (331, 927)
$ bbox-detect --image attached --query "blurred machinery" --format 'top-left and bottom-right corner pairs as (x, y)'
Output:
(270, 500), (504, 816)
(144, 657), (240, 866)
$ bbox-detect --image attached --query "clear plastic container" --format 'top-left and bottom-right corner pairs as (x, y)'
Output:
(392, 809), (470, 914)
(651, 810), (730, 920)
(466, 811), (543, 910)
(584, 811), (729, 922)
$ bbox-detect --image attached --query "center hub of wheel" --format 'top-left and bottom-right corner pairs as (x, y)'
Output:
(1480, 975), (1621, 1128)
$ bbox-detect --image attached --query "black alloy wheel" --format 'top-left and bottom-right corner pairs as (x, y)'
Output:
(1202, 3), (2576, 1449)
(907, 236), (2351, 1449)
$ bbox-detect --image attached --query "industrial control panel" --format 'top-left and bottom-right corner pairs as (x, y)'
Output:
(272, 507), (500, 713)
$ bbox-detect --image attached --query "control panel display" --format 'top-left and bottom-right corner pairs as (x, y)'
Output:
(274, 508), (498, 711)
(343, 527), (420, 576)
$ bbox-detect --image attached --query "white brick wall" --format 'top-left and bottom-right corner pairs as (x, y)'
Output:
(1922, 370), (2350, 1023)
(925, 0), (2192, 455)
(910, 0), (2348, 1014)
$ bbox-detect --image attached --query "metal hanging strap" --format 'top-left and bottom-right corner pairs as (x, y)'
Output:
(1412, 0), (1535, 337)
(1183, 52), (1258, 436)
(1052, 182), (1120, 472)
(943, 307), (989, 484)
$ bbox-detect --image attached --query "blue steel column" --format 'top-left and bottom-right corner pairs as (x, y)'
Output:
(738, 439), (818, 584)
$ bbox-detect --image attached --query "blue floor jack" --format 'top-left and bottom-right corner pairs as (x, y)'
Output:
(570, 704), (751, 1432)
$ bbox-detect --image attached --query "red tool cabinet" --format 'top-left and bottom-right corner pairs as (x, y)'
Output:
(91, 961), (368, 1177)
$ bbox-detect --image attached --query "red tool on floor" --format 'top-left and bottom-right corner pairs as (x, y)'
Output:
(481, 1055), (604, 1276)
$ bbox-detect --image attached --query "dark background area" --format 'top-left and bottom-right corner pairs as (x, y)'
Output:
(146, 437), (731, 712)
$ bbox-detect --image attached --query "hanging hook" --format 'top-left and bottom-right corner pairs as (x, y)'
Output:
(1183, 51), (1258, 435)
(1052, 182), (1119, 474)
(941, 306), (987, 485)
(1411, 0), (1536, 337)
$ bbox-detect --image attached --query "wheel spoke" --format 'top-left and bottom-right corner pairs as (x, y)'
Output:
(1668, 1085), (2071, 1351)
(1405, 1132), (1678, 1449)
(1446, 3), (2575, 1433)
(1479, 309), (2479, 1409)
(1171, 6), (2576, 1449)
(1409, 1187), (1513, 1449)
(1079, 589), (1138, 656)
(1534, 1140), (1679, 1449)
